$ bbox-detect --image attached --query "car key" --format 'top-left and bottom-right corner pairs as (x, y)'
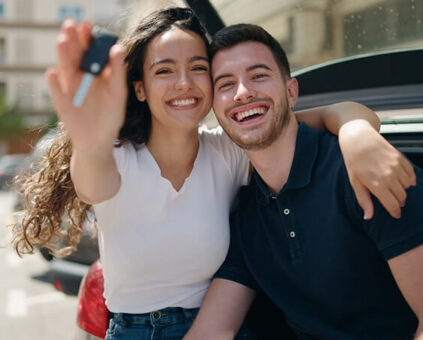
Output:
(73, 27), (118, 107)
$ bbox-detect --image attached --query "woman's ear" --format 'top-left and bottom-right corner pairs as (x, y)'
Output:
(133, 81), (146, 101)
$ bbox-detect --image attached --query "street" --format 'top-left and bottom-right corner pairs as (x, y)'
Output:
(0, 191), (79, 340)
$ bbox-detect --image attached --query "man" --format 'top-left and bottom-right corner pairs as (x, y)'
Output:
(185, 24), (423, 339)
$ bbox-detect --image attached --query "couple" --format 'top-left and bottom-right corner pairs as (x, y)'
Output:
(13, 7), (422, 340)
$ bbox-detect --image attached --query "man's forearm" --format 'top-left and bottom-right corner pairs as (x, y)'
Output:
(184, 279), (255, 340)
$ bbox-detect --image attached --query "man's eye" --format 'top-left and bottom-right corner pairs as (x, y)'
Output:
(252, 73), (268, 80)
(217, 82), (234, 90)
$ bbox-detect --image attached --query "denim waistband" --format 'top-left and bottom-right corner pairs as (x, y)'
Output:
(113, 307), (200, 327)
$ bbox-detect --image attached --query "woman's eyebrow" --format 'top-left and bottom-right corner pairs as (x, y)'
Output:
(150, 56), (209, 70)
(149, 58), (174, 69)
(189, 56), (209, 63)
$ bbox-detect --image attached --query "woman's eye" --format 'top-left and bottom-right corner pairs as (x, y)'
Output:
(192, 65), (209, 72)
(155, 69), (171, 75)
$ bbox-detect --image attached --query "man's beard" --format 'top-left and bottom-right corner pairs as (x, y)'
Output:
(218, 97), (291, 151)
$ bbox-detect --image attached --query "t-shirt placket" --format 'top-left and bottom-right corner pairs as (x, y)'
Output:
(272, 194), (301, 262)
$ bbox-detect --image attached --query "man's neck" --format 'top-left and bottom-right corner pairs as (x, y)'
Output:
(246, 118), (298, 194)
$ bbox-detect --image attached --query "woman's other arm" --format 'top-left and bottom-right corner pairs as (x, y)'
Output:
(296, 101), (416, 220)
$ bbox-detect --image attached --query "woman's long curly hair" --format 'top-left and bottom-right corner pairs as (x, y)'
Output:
(12, 7), (209, 257)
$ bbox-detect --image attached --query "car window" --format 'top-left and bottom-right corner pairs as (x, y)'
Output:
(209, 0), (422, 71)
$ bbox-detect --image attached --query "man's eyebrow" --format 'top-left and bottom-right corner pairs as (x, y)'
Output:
(150, 56), (209, 70)
(246, 64), (272, 72)
(190, 56), (209, 63)
(213, 63), (273, 85)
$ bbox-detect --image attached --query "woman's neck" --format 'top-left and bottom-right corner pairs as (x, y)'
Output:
(147, 126), (199, 191)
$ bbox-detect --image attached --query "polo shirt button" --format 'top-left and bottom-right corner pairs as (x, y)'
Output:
(283, 208), (290, 215)
(289, 231), (296, 238)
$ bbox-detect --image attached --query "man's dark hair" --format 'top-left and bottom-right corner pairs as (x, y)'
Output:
(210, 23), (291, 79)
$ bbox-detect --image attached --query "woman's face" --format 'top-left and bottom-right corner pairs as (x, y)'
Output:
(134, 27), (212, 133)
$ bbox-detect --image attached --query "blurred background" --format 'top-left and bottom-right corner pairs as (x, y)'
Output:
(0, 0), (421, 339)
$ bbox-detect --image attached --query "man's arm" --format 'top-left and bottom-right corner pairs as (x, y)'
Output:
(184, 279), (255, 340)
(388, 244), (423, 339)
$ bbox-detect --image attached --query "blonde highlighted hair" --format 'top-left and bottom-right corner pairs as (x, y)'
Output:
(12, 123), (92, 257)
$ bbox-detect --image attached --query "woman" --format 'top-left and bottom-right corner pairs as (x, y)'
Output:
(13, 7), (414, 340)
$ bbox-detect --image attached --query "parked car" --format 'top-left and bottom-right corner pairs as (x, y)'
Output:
(75, 260), (108, 340)
(0, 153), (27, 191)
(77, 0), (423, 339)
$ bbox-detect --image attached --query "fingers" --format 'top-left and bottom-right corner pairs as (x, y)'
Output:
(107, 45), (127, 96)
(376, 188), (402, 219)
(400, 156), (417, 186)
(352, 181), (374, 220)
(77, 21), (92, 50)
(45, 67), (69, 117)
(387, 177), (407, 207)
(395, 162), (413, 192)
(57, 20), (87, 93)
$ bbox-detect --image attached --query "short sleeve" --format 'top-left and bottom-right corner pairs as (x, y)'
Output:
(214, 210), (259, 291)
(352, 165), (423, 260)
(199, 125), (249, 188)
(112, 143), (132, 175)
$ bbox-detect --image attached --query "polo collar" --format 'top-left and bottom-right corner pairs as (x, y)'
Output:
(254, 122), (320, 205)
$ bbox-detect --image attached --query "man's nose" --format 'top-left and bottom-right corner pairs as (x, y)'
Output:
(233, 82), (256, 103)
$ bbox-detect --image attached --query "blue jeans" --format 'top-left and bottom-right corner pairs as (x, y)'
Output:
(105, 307), (199, 340)
(105, 306), (257, 339)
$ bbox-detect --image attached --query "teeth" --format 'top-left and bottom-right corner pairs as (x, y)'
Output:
(235, 107), (265, 122)
(170, 98), (197, 106)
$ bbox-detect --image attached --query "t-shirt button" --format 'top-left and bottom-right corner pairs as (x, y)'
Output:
(289, 231), (296, 238)
(283, 208), (290, 215)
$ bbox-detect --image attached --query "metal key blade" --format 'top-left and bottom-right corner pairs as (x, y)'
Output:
(73, 73), (94, 107)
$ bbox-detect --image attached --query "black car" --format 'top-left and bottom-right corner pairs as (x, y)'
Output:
(74, 0), (423, 338)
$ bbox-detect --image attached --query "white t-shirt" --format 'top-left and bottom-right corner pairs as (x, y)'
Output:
(94, 127), (249, 313)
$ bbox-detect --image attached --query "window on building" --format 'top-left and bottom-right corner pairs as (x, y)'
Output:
(74, 7), (83, 21)
(280, 16), (295, 54)
(0, 82), (7, 98)
(15, 0), (33, 21)
(17, 81), (34, 109)
(0, 3), (5, 19)
(59, 5), (84, 22)
(0, 38), (6, 64)
(15, 37), (32, 64)
(58, 5), (68, 22)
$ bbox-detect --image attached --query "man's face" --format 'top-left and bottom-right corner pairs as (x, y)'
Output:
(211, 41), (297, 150)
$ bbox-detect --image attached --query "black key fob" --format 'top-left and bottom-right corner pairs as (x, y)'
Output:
(80, 27), (118, 75)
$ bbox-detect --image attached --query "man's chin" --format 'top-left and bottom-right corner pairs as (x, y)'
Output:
(231, 135), (277, 151)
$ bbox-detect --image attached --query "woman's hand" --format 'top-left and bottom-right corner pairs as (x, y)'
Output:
(339, 119), (416, 219)
(46, 19), (127, 155)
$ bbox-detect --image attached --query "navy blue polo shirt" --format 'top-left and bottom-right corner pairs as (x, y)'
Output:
(215, 123), (423, 339)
